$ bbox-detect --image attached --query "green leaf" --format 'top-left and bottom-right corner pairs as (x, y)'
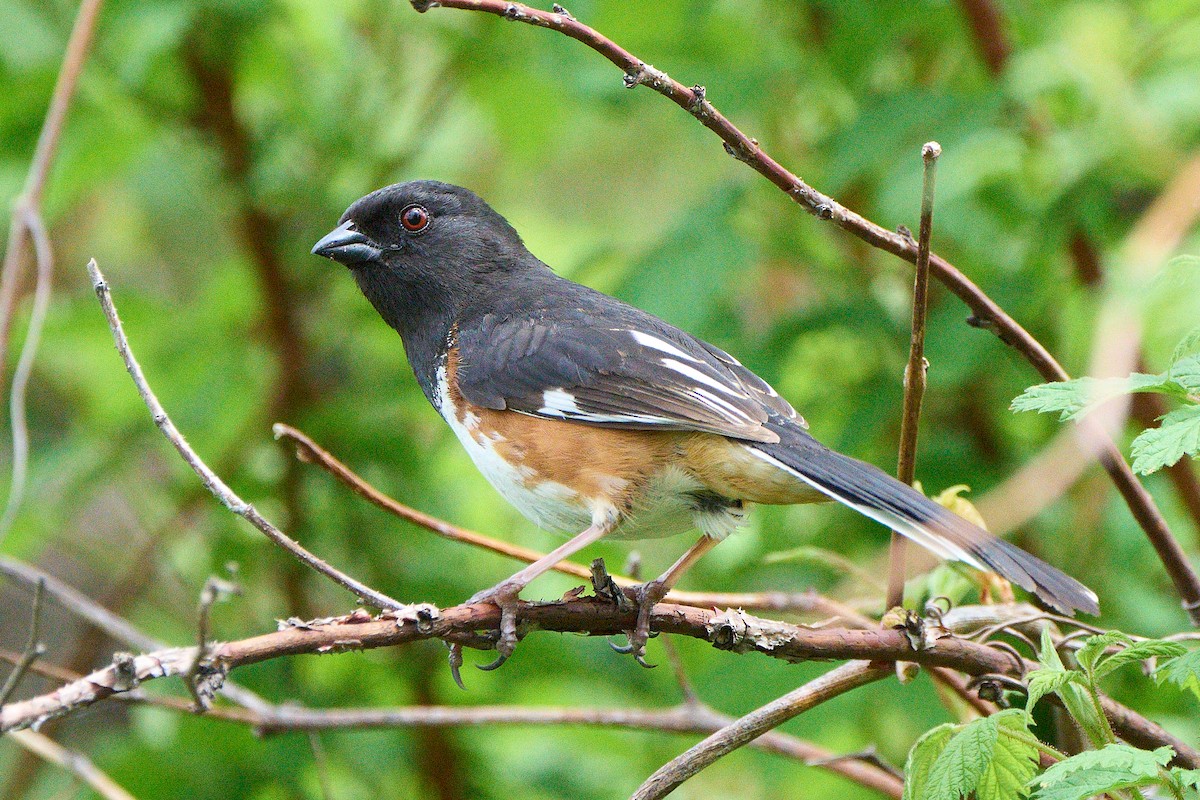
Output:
(1172, 767), (1200, 790)
(1033, 629), (1110, 746)
(1093, 639), (1187, 680)
(909, 711), (1037, 800)
(904, 723), (957, 800)
(1155, 649), (1200, 698)
(1074, 632), (1133, 677)
(1011, 373), (1182, 422)
(978, 711), (1041, 800)
(1169, 327), (1200, 370)
(1025, 667), (1086, 713)
(1131, 404), (1200, 475)
(1028, 744), (1174, 800)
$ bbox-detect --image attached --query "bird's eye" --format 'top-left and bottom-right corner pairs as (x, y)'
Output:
(400, 204), (430, 233)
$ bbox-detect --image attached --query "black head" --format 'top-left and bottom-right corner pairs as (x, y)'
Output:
(312, 181), (533, 337)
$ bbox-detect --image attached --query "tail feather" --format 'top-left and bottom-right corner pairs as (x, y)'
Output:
(752, 428), (1099, 617)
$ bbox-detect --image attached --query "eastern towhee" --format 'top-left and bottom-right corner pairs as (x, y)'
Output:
(312, 180), (1098, 670)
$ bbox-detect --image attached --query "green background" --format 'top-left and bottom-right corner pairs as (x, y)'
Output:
(2, 0), (1199, 797)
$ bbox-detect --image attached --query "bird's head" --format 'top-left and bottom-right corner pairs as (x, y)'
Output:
(312, 181), (530, 331)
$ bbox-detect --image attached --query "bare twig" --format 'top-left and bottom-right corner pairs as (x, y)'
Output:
(7, 730), (137, 800)
(888, 142), (941, 611)
(86, 260), (402, 610)
(0, 209), (54, 544)
(406, 0), (1200, 623)
(631, 661), (889, 799)
(273, 423), (873, 617)
(185, 573), (241, 712)
(0, 578), (46, 707)
(0, 0), (104, 380)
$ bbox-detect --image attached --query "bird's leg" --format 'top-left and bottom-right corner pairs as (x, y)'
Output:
(459, 510), (618, 676)
(613, 534), (719, 666)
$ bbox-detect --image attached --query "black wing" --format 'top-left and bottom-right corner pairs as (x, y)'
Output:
(453, 305), (800, 444)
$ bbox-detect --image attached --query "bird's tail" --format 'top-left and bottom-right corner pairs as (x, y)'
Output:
(751, 428), (1099, 616)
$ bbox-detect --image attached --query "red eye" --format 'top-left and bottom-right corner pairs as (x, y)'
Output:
(400, 204), (429, 232)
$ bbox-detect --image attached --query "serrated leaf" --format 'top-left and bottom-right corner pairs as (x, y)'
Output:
(1033, 629), (1109, 746)
(904, 723), (957, 800)
(1169, 353), (1200, 392)
(1011, 373), (1181, 422)
(1131, 404), (1200, 475)
(1093, 639), (1187, 680)
(1025, 667), (1086, 713)
(1028, 744), (1173, 800)
(1169, 327), (1200, 370)
(1172, 767), (1200, 790)
(912, 712), (1038, 800)
(1075, 632), (1133, 676)
(1155, 649), (1200, 698)
(978, 711), (1040, 800)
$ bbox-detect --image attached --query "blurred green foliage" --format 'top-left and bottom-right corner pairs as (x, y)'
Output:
(2, 0), (1200, 798)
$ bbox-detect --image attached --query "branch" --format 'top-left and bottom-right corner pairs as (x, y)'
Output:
(0, 649), (902, 797)
(86, 259), (402, 611)
(888, 141), (941, 611)
(632, 661), (888, 799)
(406, 0), (1200, 622)
(7, 730), (137, 800)
(2, 599), (1193, 769)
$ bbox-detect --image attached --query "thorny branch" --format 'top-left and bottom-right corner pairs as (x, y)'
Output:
(407, 0), (1200, 623)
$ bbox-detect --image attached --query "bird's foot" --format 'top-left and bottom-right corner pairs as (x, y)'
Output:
(465, 580), (524, 672)
(609, 579), (668, 667)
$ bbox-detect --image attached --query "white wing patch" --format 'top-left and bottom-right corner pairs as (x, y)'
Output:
(660, 359), (749, 398)
(627, 329), (703, 363)
(537, 386), (674, 425)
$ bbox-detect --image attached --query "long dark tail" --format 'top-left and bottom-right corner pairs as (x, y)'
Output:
(751, 426), (1099, 616)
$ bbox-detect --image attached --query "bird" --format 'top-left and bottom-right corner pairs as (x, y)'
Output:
(312, 179), (1098, 672)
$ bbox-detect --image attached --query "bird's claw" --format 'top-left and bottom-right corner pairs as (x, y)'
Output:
(465, 581), (523, 673)
(612, 579), (668, 667)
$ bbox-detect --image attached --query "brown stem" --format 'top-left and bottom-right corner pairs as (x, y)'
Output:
(408, 0), (1200, 622)
(888, 142), (941, 610)
(0, 0), (105, 388)
(954, 0), (1011, 75)
(632, 661), (888, 800)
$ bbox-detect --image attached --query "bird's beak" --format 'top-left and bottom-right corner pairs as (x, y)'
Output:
(311, 220), (383, 265)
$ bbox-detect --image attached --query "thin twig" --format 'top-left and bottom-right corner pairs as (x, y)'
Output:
(308, 732), (336, 800)
(7, 730), (137, 800)
(273, 423), (871, 616)
(0, 0), (104, 382)
(185, 573), (241, 712)
(631, 661), (889, 799)
(887, 141), (941, 611)
(407, 0), (1200, 621)
(0, 208), (54, 544)
(0, 578), (46, 707)
(86, 260), (402, 610)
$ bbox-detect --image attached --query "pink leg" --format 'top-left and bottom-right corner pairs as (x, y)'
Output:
(461, 512), (618, 678)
